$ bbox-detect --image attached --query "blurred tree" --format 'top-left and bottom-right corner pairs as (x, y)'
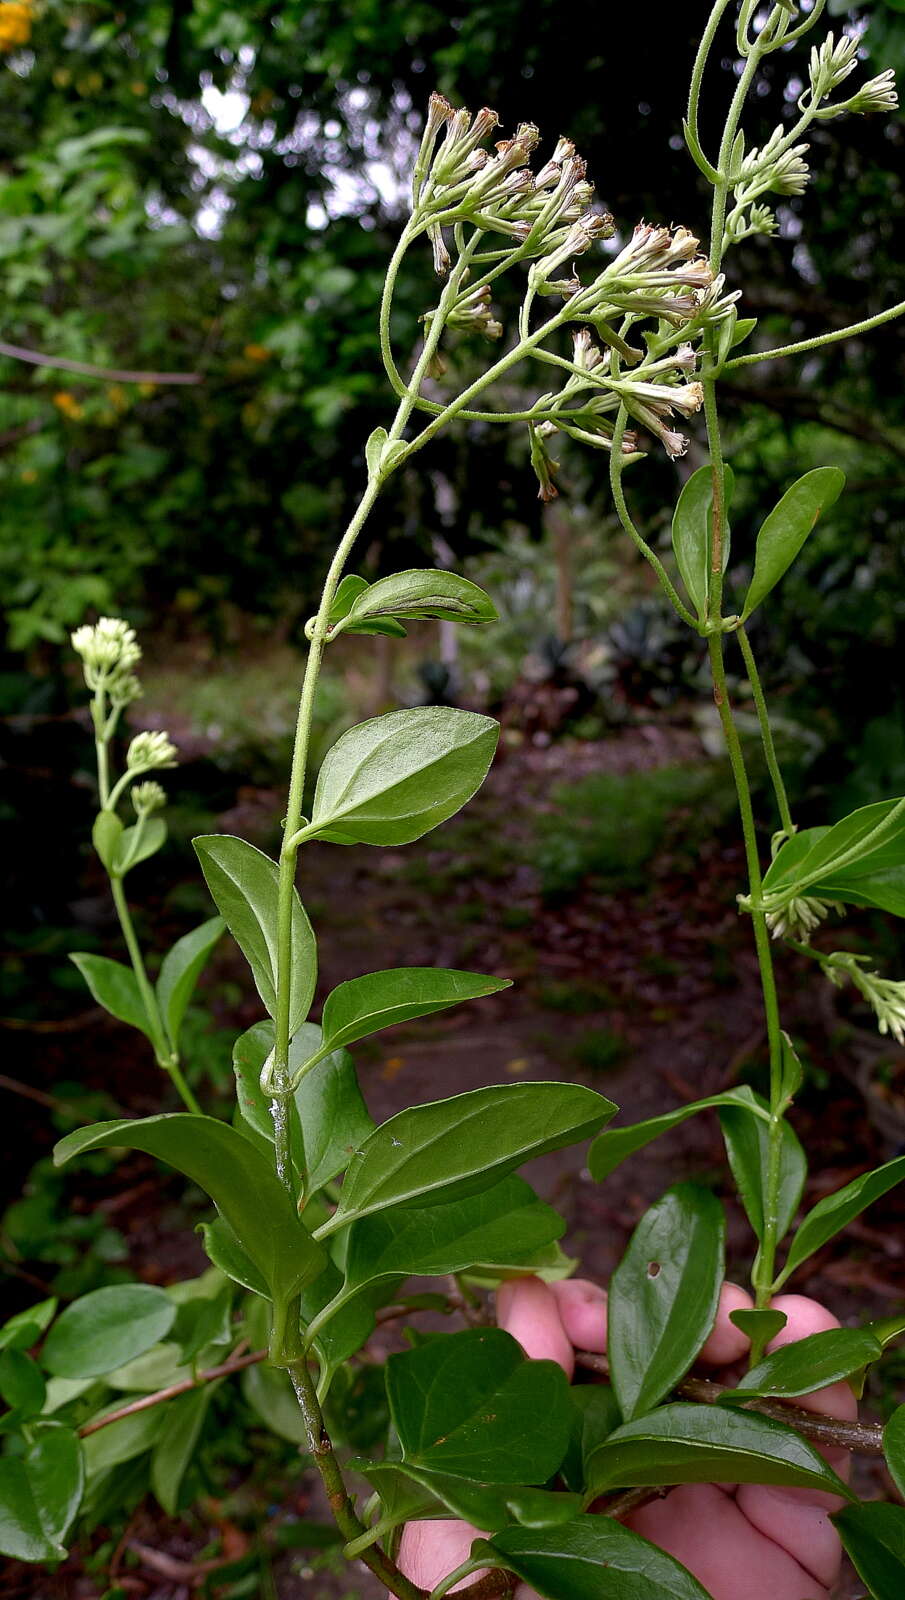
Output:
(0, 0), (903, 762)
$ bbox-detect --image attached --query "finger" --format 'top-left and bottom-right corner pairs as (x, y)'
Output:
(549, 1277), (607, 1352)
(735, 1294), (853, 1589)
(496, 1277), (574, 1378)
(392, 1518), (541, 1599)
(697, 1281), (754, 1366)
(628, 1483), (829, 1600)
(393, 1519), (489, 1594)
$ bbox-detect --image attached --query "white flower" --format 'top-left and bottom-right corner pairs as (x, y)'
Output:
(71, 616), (142, 693)
(766, 894), (837, 941)
(127, 730), (178, 773)
(809, 33), (860, 100)
(825, 952), (905, 1046)
(845, 69), (899, 116)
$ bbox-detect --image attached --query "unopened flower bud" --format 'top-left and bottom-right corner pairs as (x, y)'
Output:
(809, 32), (859, 99)
(72, 616), (142, 691)
(528, 421), (560, 501)
(132, 780), (166, 816)
(844, 69), (898, 115)
(127, 729), (178, 773)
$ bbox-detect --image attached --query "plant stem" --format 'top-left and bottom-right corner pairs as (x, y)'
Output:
(287, 1359), (425, 1600)
(609, 409), (700, 628)
(737, 626), (794, 838)
(723, 299), (905, 372)
(109, 875), (200, 1113)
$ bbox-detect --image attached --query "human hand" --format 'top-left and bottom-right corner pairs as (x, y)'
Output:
(390, 1277), (855, 1599)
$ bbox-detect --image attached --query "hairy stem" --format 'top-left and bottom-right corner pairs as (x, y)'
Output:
(723, 299), (905, 373)
(737, 626), (794, 838)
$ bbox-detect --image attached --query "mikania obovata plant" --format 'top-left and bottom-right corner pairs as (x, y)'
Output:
(5, 3), (905, 1595)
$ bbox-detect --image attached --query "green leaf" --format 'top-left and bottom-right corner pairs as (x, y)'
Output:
(233, 1020), (374, 1193)
(869, 1313), (905, 1350)
(340, 1177), (565, 1301)
(561, 1386), (622, 1492)
(114, 817), (167, 875)
(0, 1349), (46, 1415)
(365, 425), (388, 476)
(193, 835), (317, 1034)
(344, 569), (498, 631)
(325, 1082), (615, 1231)
(23, 1425), (84, 1551)
(884, 1404), (905, 1500)
(765, 801), (905, 912)
(156, 916), (225, 1051)
(741, 467), (845, 619)
(356, 1458), (580, 1535)
(53, 1116), (326, 1307)
(82, 1403), (167, 1475)
(172, 1279), (234, 1366)
(670, 464), (734, 620)
(318, 967), (511, 1056)
(608, 1183), (724, 1421)
(69, 953), (155, 1045)
(834, 1502), (905, 1600)
(724, 1327), (882, 1402)
(42, 1285), (176, 1379)
(306, 707), (499, 846)
(718, 1091), (806, 1241)
(0, 1298), (57, 1352)
(92, 810), (123, 873)
(387, 1327), (572, 1483)
(198, 1218), (270, 1298)
(150, 1384), (215, 1515)
(242, 1360), (308, 1444)
(731, 315), (757, 349)
(779, 1153), (905, 1284)
(587, 1403), (852, 1498)
(327, 575), (406, 637)
(729, 1307), (787, 1348)
(588, 1088), (765, 1182)
(0, 1431), (85, 1565)
(481, 1515), (715, 1600)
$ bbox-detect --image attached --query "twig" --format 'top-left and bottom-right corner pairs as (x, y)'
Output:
(78, 1347), (267, 1436)
(0, 340), (202, 385)
(573, 1350), (885, 1454)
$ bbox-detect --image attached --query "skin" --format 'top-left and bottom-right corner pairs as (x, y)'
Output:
(390, 1278), (853, 1600)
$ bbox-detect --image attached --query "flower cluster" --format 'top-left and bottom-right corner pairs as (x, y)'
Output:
(765, 893), (838, 941)
(806, 33), (898, 120)
(824, 952), (905, 1046)
(131, 780), (167, 817)
(126, 730), (178, 774)
(71, 616), (142, 703)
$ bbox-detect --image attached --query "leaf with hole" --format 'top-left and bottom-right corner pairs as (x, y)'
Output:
(156, 916), (225, 1051)
(305, 707), (499, 846)
(193, 835), (316, 1033)
(479, 1515), (715, 1600)
(741, 467), (845, 619)
(54, 1116), (326, 1307)
(607, 1183), (724, 1421)
(587, 1403), (852, 1498)
(324, 1081), (615, 1231)
(386, 1327), (572, 1483)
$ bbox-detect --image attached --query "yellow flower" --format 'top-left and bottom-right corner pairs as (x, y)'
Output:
(0, 1), (33, 52)
(52, 391), (84, 420)
(243, 342), (271, 363)
(19, 467), (37, 484)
